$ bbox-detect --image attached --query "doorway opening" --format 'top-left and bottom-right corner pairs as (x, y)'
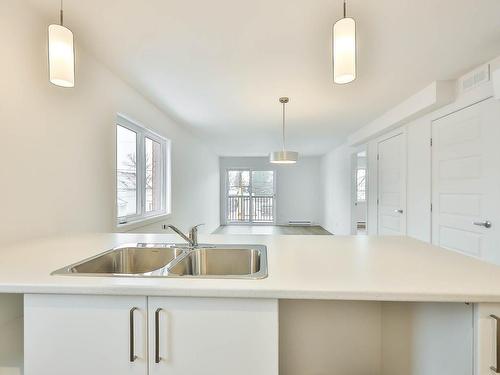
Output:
(351, 149), (368, 235)
(225, 169), (275, 224)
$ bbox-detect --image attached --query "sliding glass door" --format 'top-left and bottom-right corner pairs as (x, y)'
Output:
(226, 169), (275, 224)
(226, 170), (251, 223)
(251, 170), (275, 222)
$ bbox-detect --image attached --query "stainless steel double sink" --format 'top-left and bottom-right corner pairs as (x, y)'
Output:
(52, 243), (268, 279)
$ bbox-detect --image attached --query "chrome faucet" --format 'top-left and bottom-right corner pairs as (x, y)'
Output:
(188, 224), (204, 247)
(163, 224), (204, 247)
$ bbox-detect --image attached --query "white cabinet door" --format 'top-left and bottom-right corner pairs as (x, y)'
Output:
(474, 303), (500, 375)
(148, 297), (278, 375)
(24, 294), (148, 375)
(377, 132), (407, 235)
(432, 98), (500, 263)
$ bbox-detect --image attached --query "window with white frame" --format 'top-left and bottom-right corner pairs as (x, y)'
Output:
(116, 115), (170, 225)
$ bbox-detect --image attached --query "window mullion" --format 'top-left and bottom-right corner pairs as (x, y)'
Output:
(138, 132), (145, 217)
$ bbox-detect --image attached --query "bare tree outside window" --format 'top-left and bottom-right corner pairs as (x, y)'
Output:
(356, 168), (366, 202)
(117, 125), (137, 217)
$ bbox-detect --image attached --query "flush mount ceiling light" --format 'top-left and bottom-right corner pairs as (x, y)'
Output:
(269, 97), (298, 164)
(48, 0), (75, 87)
(333, 0), (356, 84)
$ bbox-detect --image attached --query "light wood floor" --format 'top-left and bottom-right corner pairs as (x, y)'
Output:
(213, 225), (332, 235)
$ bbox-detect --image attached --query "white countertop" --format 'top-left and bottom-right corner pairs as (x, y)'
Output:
(2, 233), (500, 302)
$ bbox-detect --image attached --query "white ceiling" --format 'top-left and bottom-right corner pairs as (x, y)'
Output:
(29, 0), (500, 156)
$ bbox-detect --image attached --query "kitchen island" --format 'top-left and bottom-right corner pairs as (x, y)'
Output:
(1, 233), (500, 375)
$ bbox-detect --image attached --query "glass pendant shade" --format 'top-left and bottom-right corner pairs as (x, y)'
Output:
(48, 24), (75, 87)
(333, 17), (356, 84)
(269, 150), (298, 164)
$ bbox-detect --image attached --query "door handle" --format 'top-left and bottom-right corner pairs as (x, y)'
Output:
(473, 220), (492, 228)
(155, 308), (163, 364)
(129, 307), (138, 362)
(394, 209), (404, 214)
(491, 315), (500, 373)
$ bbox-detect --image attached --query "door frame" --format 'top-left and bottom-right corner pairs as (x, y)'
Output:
(376, 129), (407, 235)
(223, 168), (277, 225)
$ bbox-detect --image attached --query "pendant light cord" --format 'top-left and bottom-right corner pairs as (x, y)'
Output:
(282, 101), (286, 152)
(343, 0), (347, 18)
(60, 0), (64, 25)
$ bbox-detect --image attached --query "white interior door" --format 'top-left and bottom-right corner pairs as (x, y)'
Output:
(377, 133), (407, 235)
(432, 98), (500, 263)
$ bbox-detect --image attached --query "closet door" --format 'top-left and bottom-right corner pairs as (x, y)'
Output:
(432, 98), (500, 263)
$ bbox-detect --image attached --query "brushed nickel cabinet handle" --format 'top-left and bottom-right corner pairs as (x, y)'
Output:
(129, 307), (138, 362)
(155, 308), (163, 363)
(491, 314), (500, 373)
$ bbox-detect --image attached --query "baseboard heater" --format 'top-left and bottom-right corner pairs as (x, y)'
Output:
(288, 220), (312, 226)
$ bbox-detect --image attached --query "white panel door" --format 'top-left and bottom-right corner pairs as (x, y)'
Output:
(148, 297), (278, 375)
(24, 294), (148, 375)
(377, 133), (407, 235)
(432, 98), (500, 263)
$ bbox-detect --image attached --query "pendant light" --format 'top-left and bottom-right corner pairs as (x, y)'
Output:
(269, 97), (298, 164)
(48, 0), (75, 87)
(333, 0), (356, 84)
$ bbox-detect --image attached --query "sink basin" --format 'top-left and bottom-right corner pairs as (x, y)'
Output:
(169, 248), (264, 278)
(52, 245), (182, 276)
(52, 243), (267, 279)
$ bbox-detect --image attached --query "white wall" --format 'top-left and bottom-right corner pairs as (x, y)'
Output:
(405, 117), (431, 241)
(0, 1), (219, 246)
(320, 145), (356, 234)
(219, 157), (322, 225)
